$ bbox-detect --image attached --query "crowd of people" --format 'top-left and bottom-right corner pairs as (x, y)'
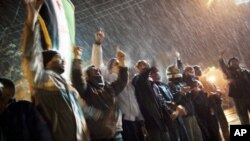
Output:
(1, 0), (250, 141)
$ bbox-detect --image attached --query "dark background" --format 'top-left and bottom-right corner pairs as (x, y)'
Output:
(1, 0), (250, 81)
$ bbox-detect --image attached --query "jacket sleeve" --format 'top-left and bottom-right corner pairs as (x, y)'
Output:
(219, 58), (231, 79)
(111, 67), (128, 96)
(91, 43), (103, 69)
(168, 83), (182, 103)
(135, 69), (164, 126)
(153, 84), (174, 117)
(168, 83), (193, 115)
(242, 69), (250, 86)
(21, 14), (48, 88)
(246, 69), (250, 80)
(72, 59), (87, 97)
(177, 59), (184, 73)
(73, 89), (103, 120)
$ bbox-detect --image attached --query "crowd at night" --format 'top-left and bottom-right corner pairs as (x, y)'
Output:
(1, 0), (250, 141)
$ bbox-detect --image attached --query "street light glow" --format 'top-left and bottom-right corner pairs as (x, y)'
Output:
(207, 75), (216, 83)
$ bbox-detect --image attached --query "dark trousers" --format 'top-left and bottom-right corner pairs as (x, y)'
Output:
(207, 115), (222, 141)
(209, 94), (230, 141)
(122, 119), (146, 141)
(215, 106), (230, 141)
(92, 132), (123, 141)
(147, 128), (170, 141)
(234, 98), (250, 125)
(92, 139), (115, 141)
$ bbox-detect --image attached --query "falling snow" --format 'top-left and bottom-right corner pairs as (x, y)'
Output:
(1, 0), (250, 80)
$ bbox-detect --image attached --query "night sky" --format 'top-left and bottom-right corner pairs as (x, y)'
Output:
(1, 0), (250, 80)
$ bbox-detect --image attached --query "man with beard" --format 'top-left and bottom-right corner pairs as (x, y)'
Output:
(219, 51), (250, 125)
(21, 1), (102, 140)
(72, 47), (128, 141)
(22, 45), (92, 140)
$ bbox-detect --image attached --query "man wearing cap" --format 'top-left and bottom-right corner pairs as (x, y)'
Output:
(21, 1), (102, 141)
(166, 65), (203, 141)
(219, 51), (250, 125)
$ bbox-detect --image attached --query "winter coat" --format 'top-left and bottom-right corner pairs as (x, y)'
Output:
(132, 69), (167, 131)
(0, 100), (52, 141)
(219, 58), (250, 98)
(21, 20), (93, 141)
(168, 80), (195, 117)
(72, 59), (128, 140)
(153, 81), (189, 141)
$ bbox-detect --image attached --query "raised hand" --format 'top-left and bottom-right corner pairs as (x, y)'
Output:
(175, 51), (180, 60)
(24, 0), (44, 25)
(180, 86), (191, 94)
(95, 28), (105, 44)
(74, 46), (82, 59)
(176, 105), (187, 116)
(219, 49), (226, 58)
(116, 47), (126, 66)
(116, 47), (125, 61)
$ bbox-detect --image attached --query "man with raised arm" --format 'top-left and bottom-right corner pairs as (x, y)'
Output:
(91, 28), (105, 69)
(21, 1), (101, 141)
(72, 47), (128, 141)
(219, 51), (250, 125)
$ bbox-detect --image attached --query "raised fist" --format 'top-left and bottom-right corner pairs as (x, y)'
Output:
(219, 49), (226, 58)
(95, 29), (105, 43)
(116, 47), (126, 67)
(74, 46), (82, 59)
(116, 48), (126, 62)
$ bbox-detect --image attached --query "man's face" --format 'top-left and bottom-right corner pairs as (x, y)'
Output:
(88, 66), (102, 77)
(136, 61), (150, 73)
(230, 59), (240, 68)
(95, 31), (105, 42)
(47, 54), (65, 74)
(195, 68), (202, 77)
(185, 68), (195, 77)
(150, 71), (161, 82)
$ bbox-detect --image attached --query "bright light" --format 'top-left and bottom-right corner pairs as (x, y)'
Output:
(206, 0), (214, 8)
(207, 75), (216, 83)
(202, 66), (229, 94)
(209, 66), (216, 70)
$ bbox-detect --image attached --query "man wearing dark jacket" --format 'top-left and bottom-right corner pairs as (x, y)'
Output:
(150, 67), (189, 141)
(132, 60), (170, 141)
(72, 47), (128, 141)
(0, 77), (53, 141)
(167, 65), (203, 141)
(219, 52), (250, 124)
(193, 65), (229, 141)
